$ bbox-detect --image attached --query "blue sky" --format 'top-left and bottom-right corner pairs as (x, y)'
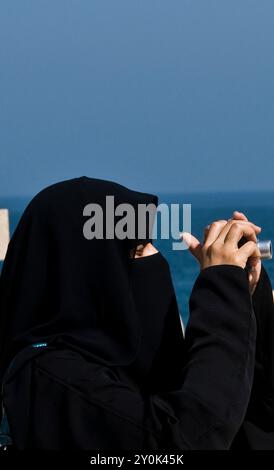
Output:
(0, 0), (273, 196)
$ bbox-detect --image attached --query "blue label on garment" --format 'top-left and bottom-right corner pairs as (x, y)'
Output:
(31, 342), (48, 348)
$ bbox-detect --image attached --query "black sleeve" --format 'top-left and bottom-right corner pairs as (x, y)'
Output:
(231, 265), (274, 449)
(145, 264), (256, 450)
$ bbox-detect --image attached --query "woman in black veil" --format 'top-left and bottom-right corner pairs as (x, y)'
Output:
(0, 176), (273, 449)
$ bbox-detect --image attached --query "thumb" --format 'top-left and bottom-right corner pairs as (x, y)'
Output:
(180, 232), (202, 263)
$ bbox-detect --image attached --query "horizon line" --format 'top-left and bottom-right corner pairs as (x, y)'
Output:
(1, 188), (274, 200)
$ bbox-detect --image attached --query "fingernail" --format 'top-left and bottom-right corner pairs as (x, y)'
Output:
(180, 232), (191, 247)
(179, 232), (187, 242)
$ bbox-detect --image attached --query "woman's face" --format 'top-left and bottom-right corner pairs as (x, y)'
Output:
(131, 242), (159, 259)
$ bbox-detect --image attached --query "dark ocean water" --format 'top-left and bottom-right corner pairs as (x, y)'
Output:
(1, 192), (274, 324)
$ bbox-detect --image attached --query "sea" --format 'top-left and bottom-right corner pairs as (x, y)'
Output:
(1, 191), (274, 325)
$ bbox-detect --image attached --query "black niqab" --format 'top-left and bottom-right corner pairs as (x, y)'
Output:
(127, 251), (185, 390)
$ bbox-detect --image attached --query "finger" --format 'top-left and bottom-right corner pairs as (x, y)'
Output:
(247, 256), (261, 266)
(204, 220), (228, 246)
(215, 220), (261, 245)
(246, 256), (260, 273)
(224, 224), (258, 247)
(180, 232), (202, 262)
(248, 270), (260, 295)
(231, 211), (248, 221)
(238, 240), (261, 259)
(203, 220), (227, 242)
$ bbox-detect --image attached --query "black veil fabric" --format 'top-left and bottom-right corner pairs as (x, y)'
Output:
(231, 265), (274, 449)
(0, 176), (159, 383)
(125, 251), (185, 390)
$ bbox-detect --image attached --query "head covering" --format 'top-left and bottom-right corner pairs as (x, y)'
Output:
(0, 176), (159, 380)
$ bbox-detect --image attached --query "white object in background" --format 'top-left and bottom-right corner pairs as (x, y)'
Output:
(0, 209), (10, 261)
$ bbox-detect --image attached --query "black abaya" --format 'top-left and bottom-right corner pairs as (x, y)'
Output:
(231, 264), (274, 449)
(2, 263), (256, 449)
(0, 177), (272, 449)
